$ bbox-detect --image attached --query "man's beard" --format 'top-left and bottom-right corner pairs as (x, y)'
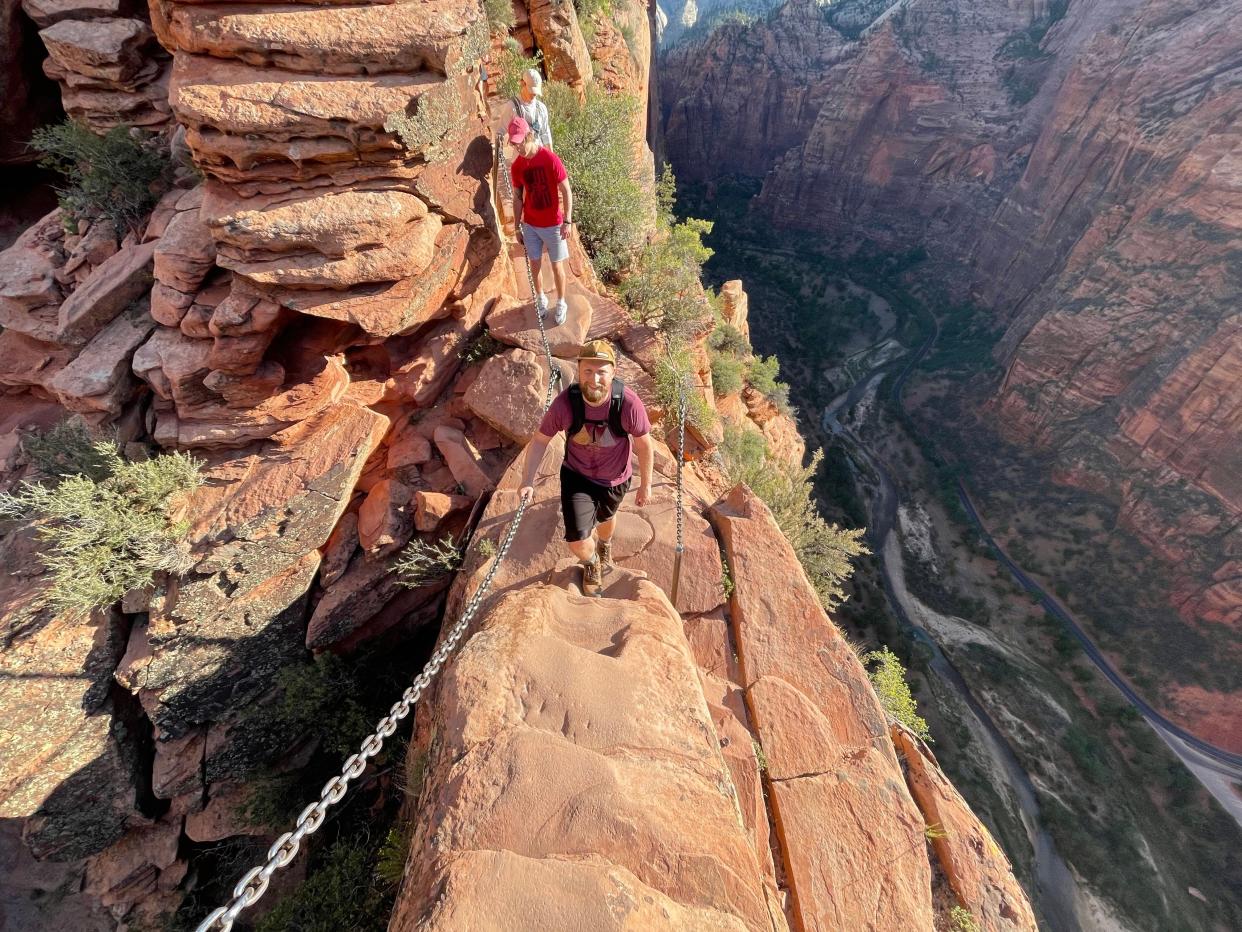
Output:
(582, 383), (608, 405)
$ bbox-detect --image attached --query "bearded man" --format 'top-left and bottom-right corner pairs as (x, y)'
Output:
(518, 340), (653, 596)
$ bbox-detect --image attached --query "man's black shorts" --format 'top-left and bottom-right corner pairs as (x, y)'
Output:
(560, 466), (630, 542)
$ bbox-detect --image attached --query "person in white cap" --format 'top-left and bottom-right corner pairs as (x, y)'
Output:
(510, 67), (553, 150)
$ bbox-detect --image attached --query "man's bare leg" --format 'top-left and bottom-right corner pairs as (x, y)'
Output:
(528, 254), (545, 304)
(550, 257), (567, 305)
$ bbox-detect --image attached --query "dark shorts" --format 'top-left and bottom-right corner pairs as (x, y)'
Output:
(560, 466), (630, 542)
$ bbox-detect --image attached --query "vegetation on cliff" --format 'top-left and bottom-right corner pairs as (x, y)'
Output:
(31, 120), (171, 233)
(0, 421), (201, 613)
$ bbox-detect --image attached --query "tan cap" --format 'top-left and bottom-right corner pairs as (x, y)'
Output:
(577, 339), (616, 364)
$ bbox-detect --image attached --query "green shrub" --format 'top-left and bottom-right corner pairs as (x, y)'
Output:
(394, 535), (463, 588)
(30, 120), (171, 234)
(496, 40), (542, 100)
(272, 654), (376, 758)
(865, 647), (931, 741)
(460, 328), (505, 364)
(545, 81), (645, 275)
(374, 826), (409, 889)
(719, 431), (868, 610)
(384, 82), (463, 161)
(0, 428), (201, 614)
(745, 354), (781, 394)
(949, 905), (981, 932)
(254, 836), (391, 932)
(573, 0), (612, 18)
(484, 0), (515, 35)
(619, 217), (715, 341)
(653, 346), (715, 438)
(709, 323), (751, 357)
(710, 350), (744, 396)
(21, 417), (117, 482)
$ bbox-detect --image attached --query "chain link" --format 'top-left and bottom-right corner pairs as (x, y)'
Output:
(195, 144), (561, 932)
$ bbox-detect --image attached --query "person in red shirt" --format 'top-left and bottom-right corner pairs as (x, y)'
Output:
(509, 116), (574, 325)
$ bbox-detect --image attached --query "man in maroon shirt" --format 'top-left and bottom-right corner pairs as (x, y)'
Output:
(519, 340), (653, 596)
(509, 116), (574, 325)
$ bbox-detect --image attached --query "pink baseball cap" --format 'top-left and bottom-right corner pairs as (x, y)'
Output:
(507, 116), (530, 145)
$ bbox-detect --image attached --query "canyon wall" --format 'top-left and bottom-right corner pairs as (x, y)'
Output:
(661, 0), (1242, 733)
(0, 0), (1033, 928)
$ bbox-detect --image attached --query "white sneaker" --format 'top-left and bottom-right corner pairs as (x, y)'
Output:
(553, 298), (568, 326)
(535, 292), (548, 318)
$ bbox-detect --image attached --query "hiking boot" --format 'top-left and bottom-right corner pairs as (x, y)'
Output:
(553, 298), (568, 326)
(598, 539), (613, 568)
(581, 556), (603, 597)
(535, 292), (548, 318)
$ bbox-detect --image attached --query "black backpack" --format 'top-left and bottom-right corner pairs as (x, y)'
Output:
(568, 379), (627, 441)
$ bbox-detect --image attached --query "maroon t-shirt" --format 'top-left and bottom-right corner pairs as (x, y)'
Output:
(511, 147), (567, 228)
(539, 384), (651, 487)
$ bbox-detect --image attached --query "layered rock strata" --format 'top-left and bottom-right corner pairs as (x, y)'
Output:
(662, 0), (1242, 736)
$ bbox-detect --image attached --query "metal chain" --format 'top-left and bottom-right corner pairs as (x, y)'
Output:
(670, 379), (687, 606)
(195, 491), (533, 932)
(196, 142), (565, 931)
(520, 247), (562, 408)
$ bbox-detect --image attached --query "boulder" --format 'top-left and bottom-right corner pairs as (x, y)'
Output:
(526, 0), (592, 90)
(49, 302), (155, 415)
(485, 289), (592, 358)
(57, 239), (156, 346)
(413, 490), (471, 533)
(709, 484), (935, 931)
(117, 403), (387, 796)
(463, 347), (547, 443)
(893, 726), (1038, 931)
(433, 425), (493, 498)
(391, 579), (778, 931)
(358, 478), (414, 558)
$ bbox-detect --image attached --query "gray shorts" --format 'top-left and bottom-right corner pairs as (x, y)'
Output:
(522, 222), (568, 263)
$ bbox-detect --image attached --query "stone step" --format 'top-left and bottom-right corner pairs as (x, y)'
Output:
(169, 53), (439, 176)
(162, 0), (478, 76)
(391, 576), (779, 931)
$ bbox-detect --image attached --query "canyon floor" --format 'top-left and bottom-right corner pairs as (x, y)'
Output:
(678, 178), (1242, 932)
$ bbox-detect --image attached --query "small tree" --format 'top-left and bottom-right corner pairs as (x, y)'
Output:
(865, 647), (931, 741)
(545, 81), (645, 275)
(30, 120), (171, 234)
(393, 536), (463, 588)
(484, 0), (515, 35)
(0, 424), (201, 614)
(653, 346), (715, 439)
(710, 351), (744, 396)
(719, 426), (868, 610)
(619, 216), (715, 341)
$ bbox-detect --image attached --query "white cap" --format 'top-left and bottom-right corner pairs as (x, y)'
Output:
(523, 68), (543, 96)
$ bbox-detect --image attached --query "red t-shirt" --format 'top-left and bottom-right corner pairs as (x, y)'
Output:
(538, 384), (651, 487)
(511, 147), (567, 228)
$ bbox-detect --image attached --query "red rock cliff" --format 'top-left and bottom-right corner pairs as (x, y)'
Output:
(0, 0), (1032, 927)
(661, 0), (1242, 728)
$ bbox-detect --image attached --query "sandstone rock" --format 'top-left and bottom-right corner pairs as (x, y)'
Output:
(385, 317), (473, 404)
(414, 490), (471, 533)
(119, 403), (387, 795)
(39, 18), (153, 83)
(358, 478), (414, 558)
(485, 290), (592, 357)
(49, 302), (155, 415)
(527, 0), (592, 90)
(0, 542), (136, 862)
(57, 239), (156, 346)
(463, 347), (546, 443)
(709, 484), (935, 931)
(184, 784), (266, 843)
(0, 210), (66, 341)
(305, 548), (448, 652)
(319, 510), (358, 587)
(163, 1), (477, 76)
(718, 280), (750, 343)
(22, 0), (123, 29)
(893, 726), (1037, 931)
(153, 200), (217, 294)
(392, 579), (779, 931)
(433, 425), (493, 498)
(0, 330), (76, 394)
(259, 223), (470, 337)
